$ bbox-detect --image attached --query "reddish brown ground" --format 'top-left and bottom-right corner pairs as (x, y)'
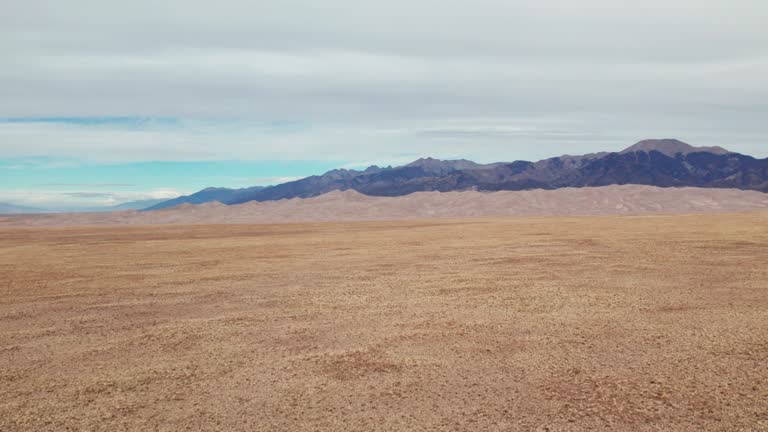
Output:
(1, 213), (767, 431)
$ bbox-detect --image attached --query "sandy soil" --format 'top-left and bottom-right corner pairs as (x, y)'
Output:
(2, 185), (768, 227)
(1, 213), (768, 431)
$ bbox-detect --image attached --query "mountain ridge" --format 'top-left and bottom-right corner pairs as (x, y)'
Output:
(82, 198), (168, 212)
(146, 139), (767, 210)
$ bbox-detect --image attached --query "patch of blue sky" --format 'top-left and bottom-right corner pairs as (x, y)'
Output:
(0, 159), (346, 192)
(0, 116), (180, 128)
(0, 116), (310, 130)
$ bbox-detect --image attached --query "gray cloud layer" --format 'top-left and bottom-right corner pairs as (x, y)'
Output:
(1, 0), (766, 160)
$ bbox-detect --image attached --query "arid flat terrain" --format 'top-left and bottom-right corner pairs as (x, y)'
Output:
(1, 213), (768, 431)
(2, 185), (768, 227)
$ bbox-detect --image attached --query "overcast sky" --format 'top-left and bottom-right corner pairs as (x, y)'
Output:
(1, 0), (767, 208)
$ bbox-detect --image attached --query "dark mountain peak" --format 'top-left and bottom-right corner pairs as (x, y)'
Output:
(318, 168), (366, 181)
(405, 157), (497, 174)
(407, 156), (471, 166)
(557, 151), (610, 161)
(315, 165), (384, 181)
(621, 139), (730, 157)
(322, 168), (350, 175)
(407, 156), (438, 164)
(405, 157), (440, 169)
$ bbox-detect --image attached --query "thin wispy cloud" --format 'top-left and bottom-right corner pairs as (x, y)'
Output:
(62, 192), (125, 199)
(38, 183), (136, 188)
(0, 188), (183, 209)
(0, 117), (179, 128)
(248, 176), (303, 185)
(1, 0), (766, 163)
(415, 128), (608, 141)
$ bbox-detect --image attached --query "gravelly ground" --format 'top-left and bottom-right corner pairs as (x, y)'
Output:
(1, 212), (767, 431)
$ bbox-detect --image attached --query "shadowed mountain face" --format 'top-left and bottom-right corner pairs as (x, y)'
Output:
(149, 139), (767, 209)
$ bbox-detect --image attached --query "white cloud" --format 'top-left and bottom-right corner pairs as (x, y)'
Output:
(249, 176), (303, 185)
(1, 117), (766, 165)
(0, 0), (766, 162)
(0, 188), (183, 210)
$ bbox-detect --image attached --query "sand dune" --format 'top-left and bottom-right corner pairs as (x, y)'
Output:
(2, 185), (768, 227)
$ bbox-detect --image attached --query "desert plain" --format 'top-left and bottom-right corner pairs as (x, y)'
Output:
(1, 211), (768, 431)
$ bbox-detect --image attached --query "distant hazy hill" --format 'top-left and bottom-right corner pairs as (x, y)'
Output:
(144, 186), (265, 210)
(83, 199), (169, 212)
(147, 139), (768, 210)
(0, 202), (47, 214)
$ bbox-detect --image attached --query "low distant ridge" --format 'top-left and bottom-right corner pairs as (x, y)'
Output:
(145, 186), (265, 210)
(0, 202), (47, 214)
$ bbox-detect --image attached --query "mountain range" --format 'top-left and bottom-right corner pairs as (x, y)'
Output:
(146, 139), (768, 210)
(0, 198), (172, 214)
(0, 203), (47, 214)
(82, 199), (170, 212)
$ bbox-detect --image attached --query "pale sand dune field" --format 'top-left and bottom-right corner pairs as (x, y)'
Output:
(1, 212), (767, 430)
(2, 185), (768, 227)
